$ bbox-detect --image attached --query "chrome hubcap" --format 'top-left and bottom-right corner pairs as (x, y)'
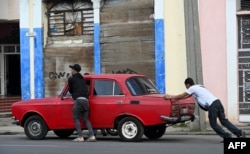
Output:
(121, 121), (137, 139)
(28, 121), (41, 136)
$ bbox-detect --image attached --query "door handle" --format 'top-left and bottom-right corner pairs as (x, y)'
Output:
(116, 100), (123, 104)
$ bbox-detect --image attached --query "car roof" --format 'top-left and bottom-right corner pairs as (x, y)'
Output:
(82, 73), (146, 80)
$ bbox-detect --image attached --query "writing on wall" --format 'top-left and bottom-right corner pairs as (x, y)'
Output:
(49, 72), (71, 80)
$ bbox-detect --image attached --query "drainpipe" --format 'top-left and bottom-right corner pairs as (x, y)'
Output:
(27, 0), (35, 99)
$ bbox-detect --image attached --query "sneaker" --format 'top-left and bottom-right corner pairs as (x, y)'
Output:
(239, 130), (246, 138)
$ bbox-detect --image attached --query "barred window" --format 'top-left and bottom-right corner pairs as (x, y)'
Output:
(241, 0), (250, 10)
(47, 0), (94, 36)
(238, 0), (250, 114)
(238, 15), (250, 49)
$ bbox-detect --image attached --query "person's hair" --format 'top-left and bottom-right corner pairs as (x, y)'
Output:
(184, 77), (195, 86)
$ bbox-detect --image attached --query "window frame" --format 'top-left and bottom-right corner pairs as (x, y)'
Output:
(93, 79), (124, 96)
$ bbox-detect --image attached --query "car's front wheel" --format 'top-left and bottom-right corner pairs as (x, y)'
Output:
(144, 125), (166, 139)
(118, 117), (144, 142)
(24, 115), (48, 140)
(53, 130), (74, 138)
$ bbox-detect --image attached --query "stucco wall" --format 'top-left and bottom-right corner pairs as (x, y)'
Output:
(0, 0), (19, 20)
(199, 0), (229, 117)
(164, 0), (187, 94)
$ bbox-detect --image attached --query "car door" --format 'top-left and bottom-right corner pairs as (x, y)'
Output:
(88, 79), (125, 128)
(57, 91), (75, 128)
(56, 78), (91, 129)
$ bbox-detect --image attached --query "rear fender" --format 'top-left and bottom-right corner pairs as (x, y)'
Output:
(114, 113), (144, 128)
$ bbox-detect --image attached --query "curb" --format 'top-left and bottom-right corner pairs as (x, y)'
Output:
(0, 112), (12, 118)
(0, 132), (22, 135)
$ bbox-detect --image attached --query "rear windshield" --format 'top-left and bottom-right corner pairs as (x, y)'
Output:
(126, 77), (159, 96)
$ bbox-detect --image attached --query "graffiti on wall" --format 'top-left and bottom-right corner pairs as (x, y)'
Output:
(49, 68), (137, 80)
(49, 72), (71, 80)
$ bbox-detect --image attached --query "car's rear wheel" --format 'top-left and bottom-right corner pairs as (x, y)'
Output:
(118, 117), (144, 142)
(24, 115), (48, 140)
(53, 130), (74, 138)
(144, 125), (166, 139)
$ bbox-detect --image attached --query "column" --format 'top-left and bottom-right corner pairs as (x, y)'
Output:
(226, 0), (241, 122)
(20, 0), (44, 100)
(154, 0), (165, 93)
(92, 0), (101, 74)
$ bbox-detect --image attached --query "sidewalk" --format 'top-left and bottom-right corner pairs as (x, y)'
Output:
(0, 112), (23, 135)
(1, 112), (250, 136)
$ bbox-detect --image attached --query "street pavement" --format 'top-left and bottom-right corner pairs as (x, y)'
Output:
(1, 112), (250, 136)
(0, 134), (224, 154)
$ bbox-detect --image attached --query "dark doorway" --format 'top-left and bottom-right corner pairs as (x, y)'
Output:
(6, 55), (21, 96)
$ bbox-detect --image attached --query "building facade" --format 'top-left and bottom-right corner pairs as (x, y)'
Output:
(0, 0), (249, 125)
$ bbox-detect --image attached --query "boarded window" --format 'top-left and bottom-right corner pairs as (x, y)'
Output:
(47, 0), (94, 36)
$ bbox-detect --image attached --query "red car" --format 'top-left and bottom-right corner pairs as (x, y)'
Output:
(11, 74), (195, 142)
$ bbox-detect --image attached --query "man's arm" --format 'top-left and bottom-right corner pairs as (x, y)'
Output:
(163, 92), (191, 100)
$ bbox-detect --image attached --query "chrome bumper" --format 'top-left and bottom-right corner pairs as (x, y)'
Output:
(11, 118), (20, 125)
(160, 115), (195, 124)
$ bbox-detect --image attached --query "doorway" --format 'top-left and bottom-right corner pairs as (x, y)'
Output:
(6, 55), (21, 96)
(0, 45), (20, 96)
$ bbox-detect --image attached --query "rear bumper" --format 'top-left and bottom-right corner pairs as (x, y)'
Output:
(160, 115), (195, 124)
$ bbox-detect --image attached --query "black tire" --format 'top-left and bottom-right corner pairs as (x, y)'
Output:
(53, 130), (74, 138)
(118, 117), (144, 142)
(144, 125), (166, 139)
(24, 115), (48, 140)
(106, 129), (118, 136)
(101, 129), (108, 136)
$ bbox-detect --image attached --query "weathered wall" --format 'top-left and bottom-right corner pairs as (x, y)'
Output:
(43, 1), (94, 97)
(43, 0), (155, 97)
(100, 0), (155, 82)
(44, 46), (94, 96)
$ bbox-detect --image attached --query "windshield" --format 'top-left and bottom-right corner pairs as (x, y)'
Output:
(126, 77), (159, 96)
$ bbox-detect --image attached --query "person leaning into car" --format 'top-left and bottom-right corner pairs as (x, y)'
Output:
(68, 64), (96, 142)
(163, 77), (246, 142)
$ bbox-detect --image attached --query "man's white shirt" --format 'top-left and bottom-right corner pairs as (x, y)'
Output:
(186, 85), (218, 108)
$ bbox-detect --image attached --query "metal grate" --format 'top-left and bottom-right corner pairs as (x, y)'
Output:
(241, 0), (250, 10)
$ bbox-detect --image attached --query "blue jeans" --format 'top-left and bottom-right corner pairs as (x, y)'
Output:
(208, 100), (241, 138)
(72, 98), (94, 137)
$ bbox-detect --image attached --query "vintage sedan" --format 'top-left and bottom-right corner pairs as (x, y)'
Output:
(11, 74), (196, 142)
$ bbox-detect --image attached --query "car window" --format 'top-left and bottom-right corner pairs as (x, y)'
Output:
(126, 77), (159, 96)
(94, 80), (123, 96)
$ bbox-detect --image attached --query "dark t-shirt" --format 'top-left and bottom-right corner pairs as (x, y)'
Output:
(68, 73), (88, 100)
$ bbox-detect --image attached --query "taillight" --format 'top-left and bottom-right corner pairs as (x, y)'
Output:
(171, 104), (180, 116)
(171, 103), (196, 116)
(172, 105), (180, 111)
